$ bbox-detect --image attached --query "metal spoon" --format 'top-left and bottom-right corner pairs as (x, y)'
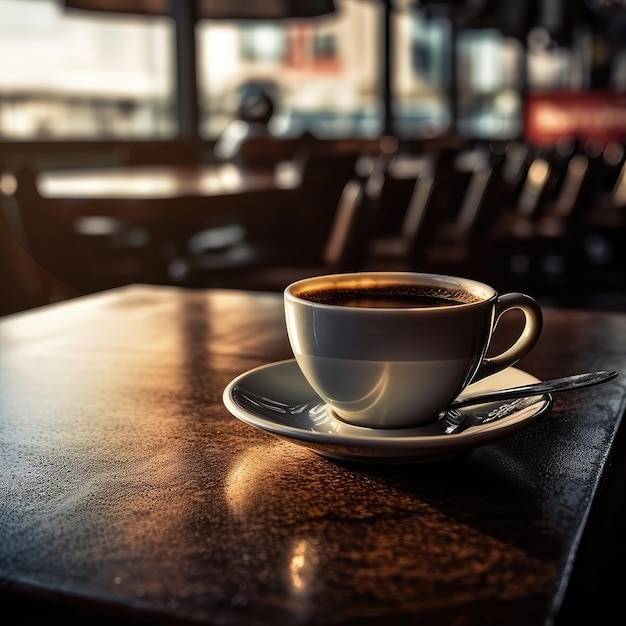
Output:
(440, 370), (618, 434)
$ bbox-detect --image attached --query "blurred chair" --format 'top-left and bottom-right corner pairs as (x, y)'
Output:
(368, 147), (472, 271)
(388, 143), (519, 281)
(409, 161), (499, 280)
(2, 164), (170, 301)
(596, 141), (626, 193)
(467, 154), (555, 279)
(565, 150), (626, 307)
(369, 150), (549, 290)
(367, 154), (437, 269)
(578, 142), (626, 216)
(482, 152), (592, 296)
(0, 167), (57, 312)
(497, 140), (534, 198)
(218, 177), (374, 292)
(491, 156), (555, 233)
(168, 150), (360, 287)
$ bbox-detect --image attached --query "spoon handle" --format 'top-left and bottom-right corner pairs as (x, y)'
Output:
(450, 370), (618, 410)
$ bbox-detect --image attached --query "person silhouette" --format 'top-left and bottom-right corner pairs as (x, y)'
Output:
(214, 86), (277, 166)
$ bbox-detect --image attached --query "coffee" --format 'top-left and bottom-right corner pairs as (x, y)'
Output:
(294, 285), (480, 309)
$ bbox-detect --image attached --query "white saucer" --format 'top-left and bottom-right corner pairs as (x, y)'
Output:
(223, 359), (553, 464)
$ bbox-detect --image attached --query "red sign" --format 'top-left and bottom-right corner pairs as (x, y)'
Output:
(525, 91), (626, 145)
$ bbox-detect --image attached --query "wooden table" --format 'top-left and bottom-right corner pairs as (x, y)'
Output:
(38, 161), (300, 203)
(1, 284), (626, 625)
(34, 162), (300, 228)
(26, 162), (301, 292)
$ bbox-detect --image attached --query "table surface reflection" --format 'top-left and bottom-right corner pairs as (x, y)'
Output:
(38, 162), (300, 200)
(1, 284), (625, 626)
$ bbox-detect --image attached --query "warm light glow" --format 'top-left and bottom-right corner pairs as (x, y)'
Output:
(0, 172), (17, 195)
(250, 25), (284, 60)
(604, 142), (624, 166)
(289, 539), (312, 592)
(225, 441), (305, 517)
(74, 215), (121, 236)
(527, 158), (550, 186)
(528, 94), (626, 144)
(39, 168), (179, 198)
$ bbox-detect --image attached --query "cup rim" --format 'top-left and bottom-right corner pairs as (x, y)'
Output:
(284, 271), (497, 310)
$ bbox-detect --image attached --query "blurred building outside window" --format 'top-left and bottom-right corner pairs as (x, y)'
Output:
(392, 2), (451, 138)
(1, 0), (625, 143)
(0, 0), (174, 139)
(456, 28), (525, 138)
(198, 0), (383, 139)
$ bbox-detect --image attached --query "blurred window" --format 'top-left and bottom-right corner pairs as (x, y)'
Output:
(197, 0), (383, 139)
(527, 26), (580, 91)
(241, 24), (286, 63)
(0, 0), (175, 139)
(3, 0), (617, 143)
(392, 3), (451, 138)
(456, 29), (525, 139)
(313, 31), (338, 61)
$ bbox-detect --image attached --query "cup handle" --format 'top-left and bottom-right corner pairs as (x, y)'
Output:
(472, 292), (543, 382)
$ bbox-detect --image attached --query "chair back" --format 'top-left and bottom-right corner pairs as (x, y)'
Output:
(450, 165), (494, 240)
(404, 151), (473, 269)
(278, 151), (358, 265)
(1, 165), (86, 301)
(323, 178), (370, 270)
(514, 157), (553, 219)
(545, 154), (590, 220)
(10, 165), (74, 273)
(6, 165), (167, 295)
(612, 159), (626, 208)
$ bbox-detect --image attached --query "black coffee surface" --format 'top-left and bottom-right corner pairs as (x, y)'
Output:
(297, 285), (480, 308)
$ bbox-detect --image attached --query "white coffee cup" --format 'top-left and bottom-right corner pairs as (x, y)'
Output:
(284, 272), (543, 429)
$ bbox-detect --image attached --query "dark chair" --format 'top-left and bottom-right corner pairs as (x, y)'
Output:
(565, 150), (626, 307)
(2, 165), (171, 299)
(577, 142), (626, 217)
(167, 150), (360, 287)
(392, 142), (520, 281)
(0, 167), (56, 312)
(383, 150), (553, 290)
(482, 152), (593, 297)
(412, 162), (499, 280)
(496, 140), (534, 200)
(367, 148), (473, 272)
(215, 177), (374, 292)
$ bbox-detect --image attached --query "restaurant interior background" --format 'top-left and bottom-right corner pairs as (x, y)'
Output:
(1, 0), (625, 317)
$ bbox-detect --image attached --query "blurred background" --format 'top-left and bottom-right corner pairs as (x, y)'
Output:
(1, 0), (625, 315)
